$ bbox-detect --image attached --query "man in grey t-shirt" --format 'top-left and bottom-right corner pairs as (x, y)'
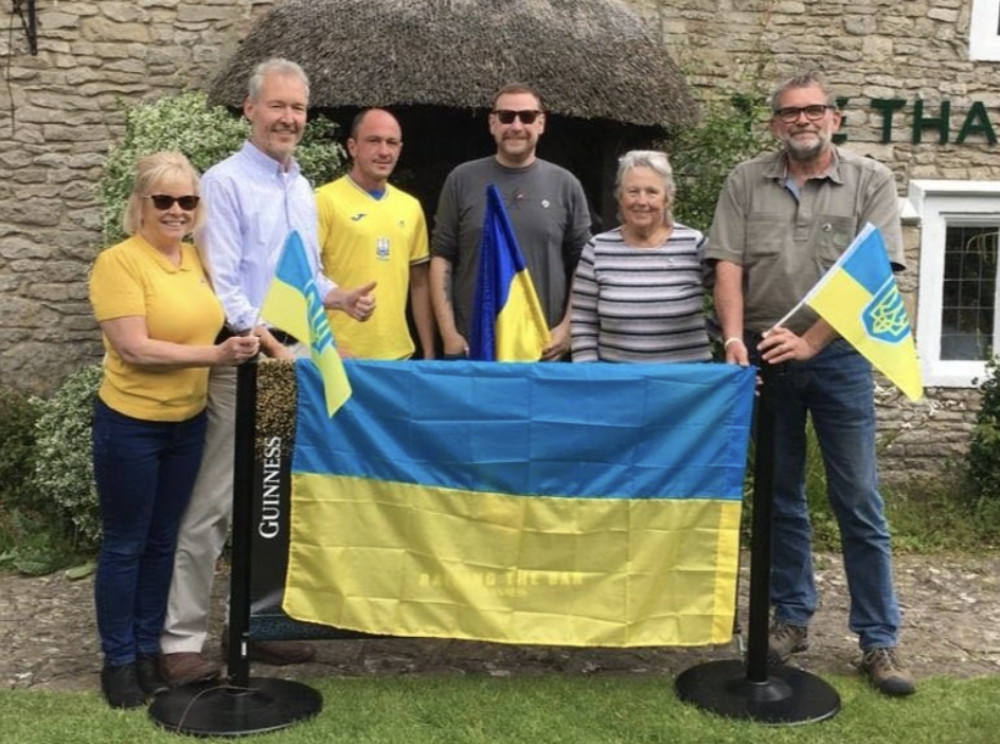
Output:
(430, 83), (592, 360)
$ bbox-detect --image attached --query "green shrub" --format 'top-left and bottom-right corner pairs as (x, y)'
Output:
(99, 91), (346, 245)
(0, 389), (40, 516)
(31, 365), (103, 551)
(669, 93), (772, 233)
(966, 356), (1000, 507)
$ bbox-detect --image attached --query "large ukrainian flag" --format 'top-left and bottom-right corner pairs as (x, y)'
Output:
(282, 360), (755, 647)
(261, 230), (351, 415)
(469, 184), (550, 361)
(804, 223), (923, 401)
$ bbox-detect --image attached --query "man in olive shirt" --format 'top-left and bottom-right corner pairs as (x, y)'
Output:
(706, 72), (915, 697)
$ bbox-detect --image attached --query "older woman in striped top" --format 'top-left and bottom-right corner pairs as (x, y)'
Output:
(570, 150), (712, 363)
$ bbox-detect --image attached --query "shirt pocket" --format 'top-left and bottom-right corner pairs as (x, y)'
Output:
(814, 214), (857, 267)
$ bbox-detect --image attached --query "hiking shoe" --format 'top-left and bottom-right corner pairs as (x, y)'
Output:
(767, 620), (809, 664)
(160, 652), (222, 687)
(135, 654), (169, 696)
(100, 663), (147, 709)
(859, 647), (917, 696)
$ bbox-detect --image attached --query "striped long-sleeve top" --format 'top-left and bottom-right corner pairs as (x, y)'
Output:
(570, 224), (712, 363)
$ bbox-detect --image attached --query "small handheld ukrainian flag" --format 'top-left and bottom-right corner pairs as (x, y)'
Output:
(803, 222), (923, 401)
(261, 230), (351, 415)
(469, 184), (550, 361)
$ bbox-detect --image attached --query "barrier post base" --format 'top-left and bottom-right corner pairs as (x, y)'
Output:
(149, 677), (322, 737)
(675, 659), (840, 725)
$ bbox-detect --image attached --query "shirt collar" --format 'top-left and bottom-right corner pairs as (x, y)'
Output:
(764, 145), (843, 185)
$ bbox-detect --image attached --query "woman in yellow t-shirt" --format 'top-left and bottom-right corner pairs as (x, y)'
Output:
(88, 151), (259, 709)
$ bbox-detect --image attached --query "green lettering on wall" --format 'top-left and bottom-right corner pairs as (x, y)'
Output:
(833, 96), (849, 144)
(912, 99), (950, 144)
(870, 99), (906, 143)
(956, 101), (998, 144)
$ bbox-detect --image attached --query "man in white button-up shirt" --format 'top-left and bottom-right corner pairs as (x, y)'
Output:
(158, 58), (375, 687)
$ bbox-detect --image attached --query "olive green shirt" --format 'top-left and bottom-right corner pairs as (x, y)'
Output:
(705, 146), (904, 335)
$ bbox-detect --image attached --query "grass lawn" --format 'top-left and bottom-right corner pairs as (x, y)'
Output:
(1, 673), (998, 744)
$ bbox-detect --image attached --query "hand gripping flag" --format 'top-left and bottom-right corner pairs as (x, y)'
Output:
(260, 230), (351, 415)
(800, 222), (923, 401)
(469, 184), (550, 361)
(282, 359), (756, 647)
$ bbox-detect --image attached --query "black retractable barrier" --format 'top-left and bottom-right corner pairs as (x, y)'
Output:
(675, 364), (841, 725)
(149, 360), (322, 736)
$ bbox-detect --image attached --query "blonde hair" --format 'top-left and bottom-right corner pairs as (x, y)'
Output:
(122, 151), (204, 236)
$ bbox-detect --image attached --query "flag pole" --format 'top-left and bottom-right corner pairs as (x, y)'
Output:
(674, 362), (841, 724)
(149, 358), (322, 736)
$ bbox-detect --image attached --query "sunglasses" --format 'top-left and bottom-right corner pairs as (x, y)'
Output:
(492, 109), (542, 125)
(146, 194), (200, 211)
(773, 105), (835, 123)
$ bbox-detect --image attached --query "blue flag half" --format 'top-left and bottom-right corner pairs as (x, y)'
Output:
(469, 185), (550, 361)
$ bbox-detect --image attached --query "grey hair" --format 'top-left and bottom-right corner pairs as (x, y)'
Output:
(247, 58), (310, 102)
(123, 150), (203, 236)
(614, 150), (676, 225)
(770, 71), (837, 111)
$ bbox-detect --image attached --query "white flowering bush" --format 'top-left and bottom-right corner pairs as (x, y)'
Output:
(30, 365), (103, 550)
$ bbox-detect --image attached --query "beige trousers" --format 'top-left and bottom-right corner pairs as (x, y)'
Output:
(160, 365), (237, 654)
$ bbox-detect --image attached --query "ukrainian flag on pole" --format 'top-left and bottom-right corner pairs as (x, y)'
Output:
(282, 360), (755, 647)
(469, 184), (550, 361)
(804, 223), (923, 401)
(261, 230), (351, 415)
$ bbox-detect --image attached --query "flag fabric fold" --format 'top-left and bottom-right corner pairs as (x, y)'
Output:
(802, 223), (923, 401)
(260, 230), (351, 415)
(469, 184), (550, 361)
(282, 360), (755, 648)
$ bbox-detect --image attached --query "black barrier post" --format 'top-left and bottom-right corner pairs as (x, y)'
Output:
(674, 363), (841, 725)
(149, 360), (323, 736)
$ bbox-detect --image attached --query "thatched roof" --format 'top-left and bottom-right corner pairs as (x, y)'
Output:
(208, 0), (697, 130)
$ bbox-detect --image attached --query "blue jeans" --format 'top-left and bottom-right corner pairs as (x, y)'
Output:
(92, 399), (207, 666)
(761, 339), (900, 650)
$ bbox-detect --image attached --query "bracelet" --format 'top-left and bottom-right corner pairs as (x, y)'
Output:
(723, 337), (744, 349)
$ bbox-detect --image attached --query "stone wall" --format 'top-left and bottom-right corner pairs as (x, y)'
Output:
(0, 0), (276, 392)
(0, 0), (993, 481)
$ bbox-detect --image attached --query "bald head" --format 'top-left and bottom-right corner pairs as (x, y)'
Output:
(347, 108), (403, 192)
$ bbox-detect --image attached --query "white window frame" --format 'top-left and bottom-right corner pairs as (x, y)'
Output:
(908, 179), (1000, 387)
(970, 0), (1000, 61)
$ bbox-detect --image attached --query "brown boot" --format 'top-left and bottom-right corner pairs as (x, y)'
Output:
(159, 652), (222, 687)
(222, 628), (316, 666)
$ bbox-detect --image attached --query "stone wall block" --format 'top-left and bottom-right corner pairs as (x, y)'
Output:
(844, 15), (878, 35)
(0, 296), (62, 325)
(81, 18), (153, 43)
(5, 200), (63, 227)
(928, 8), (959, 23)
(178, 4), (236, 23)
(101, 3), (149, 23)
(0, 238), (50, 261)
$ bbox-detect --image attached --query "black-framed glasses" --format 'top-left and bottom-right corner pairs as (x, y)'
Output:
(492, 109), (542, 125)
(774, 105), (835, 123)
(146, 194), (200, 211)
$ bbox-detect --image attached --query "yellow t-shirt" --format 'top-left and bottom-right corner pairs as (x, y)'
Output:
(89, 235), (225, 421)
(316, 176), (429, 359)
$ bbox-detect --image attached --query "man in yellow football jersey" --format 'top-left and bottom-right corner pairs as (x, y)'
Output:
(316, 108), (435, 359)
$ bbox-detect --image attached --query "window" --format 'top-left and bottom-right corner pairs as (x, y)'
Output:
(909, 180), (1000, 386)
(970, 0), (1000, 61)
